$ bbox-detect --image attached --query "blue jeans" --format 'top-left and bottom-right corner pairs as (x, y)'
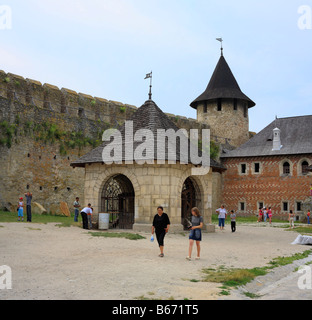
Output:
(74, 209), (79, 222)
(219, 218), (225, 228)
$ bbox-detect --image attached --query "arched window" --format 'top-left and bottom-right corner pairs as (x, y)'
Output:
(283, 162), (290, 175)
(302, 161), (309, 175)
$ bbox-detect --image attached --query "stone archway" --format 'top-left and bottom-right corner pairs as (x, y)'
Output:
(101, 174), (135, 229)
(181, 177), (202, 230)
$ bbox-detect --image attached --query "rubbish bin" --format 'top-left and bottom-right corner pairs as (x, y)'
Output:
(99, 213), (110, 230)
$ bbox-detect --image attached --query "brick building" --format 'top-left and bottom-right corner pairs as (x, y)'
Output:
(221, 116), (312, 220)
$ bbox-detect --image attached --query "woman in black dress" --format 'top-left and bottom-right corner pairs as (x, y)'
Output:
(152, 206), (171, 258)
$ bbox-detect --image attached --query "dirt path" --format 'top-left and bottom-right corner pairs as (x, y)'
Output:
(0, 222), (308, 300)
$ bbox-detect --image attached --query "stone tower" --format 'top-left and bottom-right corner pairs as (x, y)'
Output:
(190, 53), (256, 148)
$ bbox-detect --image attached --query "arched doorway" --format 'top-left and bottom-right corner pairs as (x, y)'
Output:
(101, 174), (135, 229)
(181, 177), (201, 230)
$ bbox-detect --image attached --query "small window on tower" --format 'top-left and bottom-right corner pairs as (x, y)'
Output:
(234, 99), (238, 111)
(203, 104), (208, 114)
(217, 99), (222, 111)
(244, 104), (248, 118)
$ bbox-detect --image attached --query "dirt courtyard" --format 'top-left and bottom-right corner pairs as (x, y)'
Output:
(0, 222), (307, 300)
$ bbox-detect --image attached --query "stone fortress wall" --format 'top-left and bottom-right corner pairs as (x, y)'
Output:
(0, 70), (223, 215)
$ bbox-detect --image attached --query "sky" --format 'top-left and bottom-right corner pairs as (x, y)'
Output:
(0, 0), (311, 133)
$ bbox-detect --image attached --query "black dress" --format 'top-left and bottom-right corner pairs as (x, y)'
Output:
(153, 213), (171, 247)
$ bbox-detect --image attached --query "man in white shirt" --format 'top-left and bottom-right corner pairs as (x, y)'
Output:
(81, 204), (93, 230)
(216, 205), (227, 230)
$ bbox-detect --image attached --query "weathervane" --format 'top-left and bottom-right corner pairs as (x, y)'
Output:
(144, 71), (153, 100)
(216, 38), (223, 56)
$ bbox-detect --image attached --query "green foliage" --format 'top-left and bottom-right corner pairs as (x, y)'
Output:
(0, 121), (18, 148)
(210, 140), (220, 160)
(3, 77), (10, 83)
(88, 232), (146, 241)
(119, 106), (126, 113)
(20, 121), (104, 154)
(198, 140), (220, 160)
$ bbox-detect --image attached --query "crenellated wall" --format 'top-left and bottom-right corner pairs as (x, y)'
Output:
(0, 70), (217, 214)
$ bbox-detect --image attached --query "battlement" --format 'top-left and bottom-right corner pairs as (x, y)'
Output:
(0, 70), (200, 127)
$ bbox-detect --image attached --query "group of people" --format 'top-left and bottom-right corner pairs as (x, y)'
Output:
(215, 205), (237, 232)
(73, 197), (93, 230)
(17, 192), (33, 222)
(257, 207), (273, 224)
(151, 206), (204, 261)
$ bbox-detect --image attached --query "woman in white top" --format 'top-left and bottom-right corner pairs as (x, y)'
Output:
(216, 205), (227, 230)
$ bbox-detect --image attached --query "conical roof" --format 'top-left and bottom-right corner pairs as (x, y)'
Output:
(190, 55), (255, 109)
(71, 99), (225, 171)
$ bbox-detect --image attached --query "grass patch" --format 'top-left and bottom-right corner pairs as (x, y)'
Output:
(287, 226), (312, 235)
(190, 279), (200, 283)
(219, 290), (231, 296)
(202, 266), (268, 288)
(243, 292), (262, 299)
(0, 211), (78, 225)
(202, 249), (312, 297)
(268, 250), (312, 268)
(27, 227), (41, 231)
(89, 232), (145, 241)
(211, 215), (293, 225)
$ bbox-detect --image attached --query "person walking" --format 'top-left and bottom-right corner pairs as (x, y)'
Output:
(186, 207), (204, 261)
(73, 197), (81, 222)
(24, 192), (32, 222)
(289, 210), (295, 229)
(17, 197), (24, 222)
(216, 205), (227, 230)
(307, 210), (311, 225)
(81, 204), (92, 230)
(230, 210), (237, 233)
(152, 206), (171, 258)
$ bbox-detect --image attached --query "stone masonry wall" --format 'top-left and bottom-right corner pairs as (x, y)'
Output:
(197, 99), (250, 148)
(0, 70), (213, 214)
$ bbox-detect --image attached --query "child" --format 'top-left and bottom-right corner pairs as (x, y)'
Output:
(230, 210), (237, 233)
(268, 207), (273, 225)
(257, 208), (263, 222)
(263, 207), (268, 223)
(17, 197), (24, 222)
(289, 210), (295, 229)
(307, 210), (311, 225)
(186, 207), (204, 261)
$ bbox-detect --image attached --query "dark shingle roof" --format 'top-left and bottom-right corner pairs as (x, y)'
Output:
(221, 115), (312, 158)
(190, 56), (255, 109)
(71, 99), (225, 171)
